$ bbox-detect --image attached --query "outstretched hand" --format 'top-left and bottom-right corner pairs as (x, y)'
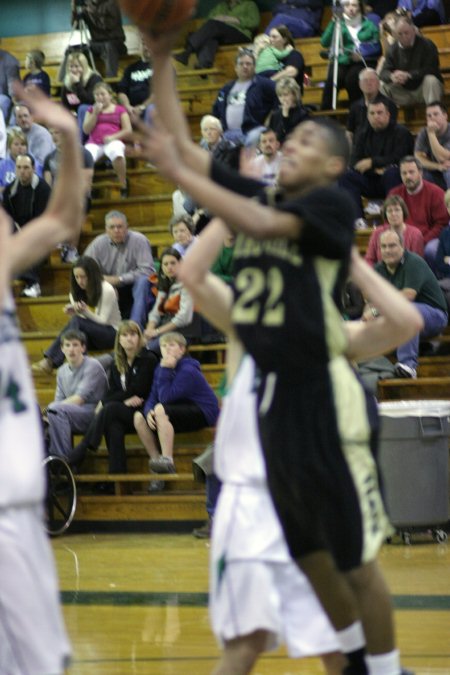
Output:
(124, 112), (182, 181)
(13, 82), (77, 134)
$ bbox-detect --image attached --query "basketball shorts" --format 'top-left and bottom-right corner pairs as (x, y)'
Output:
(0, 505), (71, 674)
(258, 357), (392, 570)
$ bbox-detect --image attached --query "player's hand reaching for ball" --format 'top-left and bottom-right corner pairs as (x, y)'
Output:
(0, 209), (11, 310)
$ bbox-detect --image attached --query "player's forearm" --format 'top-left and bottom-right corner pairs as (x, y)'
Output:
(172, 163), (301, 239)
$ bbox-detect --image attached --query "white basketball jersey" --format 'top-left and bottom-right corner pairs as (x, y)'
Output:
(214, 355), (267, 486)
(0, 292), (46, 506)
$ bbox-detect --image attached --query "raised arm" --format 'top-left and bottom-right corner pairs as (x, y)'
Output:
(178, 217), (235, 335)
(143, 31), (211, 175)
(10, 86), (84, 276)
(345, 248), (424, 361)
(0, 212), (10, 309)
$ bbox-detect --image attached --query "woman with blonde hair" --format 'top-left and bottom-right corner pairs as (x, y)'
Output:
(61, 51), (103, 138)
(71, 320), (158, 477)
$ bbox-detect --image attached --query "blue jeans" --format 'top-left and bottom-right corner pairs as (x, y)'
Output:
(397, 302), (448, 369)
(129, 275), (156, 329)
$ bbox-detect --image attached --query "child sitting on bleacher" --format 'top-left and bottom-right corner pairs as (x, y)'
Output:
(253, 33), (293, 77)
(83, 82), (131, 197)
(23, 50), (51, 96)
(134, 332), (219, 476)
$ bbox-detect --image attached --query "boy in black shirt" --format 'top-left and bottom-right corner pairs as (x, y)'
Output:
(129, 31), (413, 675)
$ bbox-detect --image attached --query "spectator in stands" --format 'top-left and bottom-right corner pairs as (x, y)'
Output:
(61, 51), (103, 137)
(347, 68), (397, 139)
(3, 152), (51, 297)
(269, 77), (310, 143)
(339, 99), (413, 220)
(23, 50), (51, 96)
(83, 210), (155, 323)
(83, 82), (131, 197)
(365, 194), (424, 266)
(211, 230), (235, 284)
(212, 48), (278, 144)
(71, 0), (127, 77)
(397, 0), (445, 27)
(389, 155), (448, 267)
(170, 214), (197, 256)
(117, 39), (153, 120)
(0, 130), (44, 196)
(379, 14), (443, 106)
(134, 332), (219, 475)
(368, 229), (447, 377)
(175, 0), (260, 70)
(265, 25), (305, 90)
(44, 127), (95, 262)
(72, 320), (158, 483)
(247, 127), (282, 186)
(415, 101), (450, 191)
(253, 33), (292, 78)
(144, 248), (194, 355)
(266, 0), (324, 38)
(435, 190), (450, 308)
(44, 328), (108, 463)
(320, 0), (381, 110)
(14, 103), (55, 165)
(32, 256), (121, 373)
(0, 45), (20, 123)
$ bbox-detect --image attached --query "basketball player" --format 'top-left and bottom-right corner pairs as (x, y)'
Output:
(0, 85), (83, 674)
(129, 31), (418, 675)
(178, 217), (422, 675)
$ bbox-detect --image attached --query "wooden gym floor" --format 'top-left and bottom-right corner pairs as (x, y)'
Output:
(52, 532), (450, 674)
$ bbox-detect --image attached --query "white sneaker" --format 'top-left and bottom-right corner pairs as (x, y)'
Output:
(60, 246), (79, 263)
(365, 200), (382, 215)
(21, 283), (41, 298)
(354, 218), (368, 230)
(394, 362), (417, 379)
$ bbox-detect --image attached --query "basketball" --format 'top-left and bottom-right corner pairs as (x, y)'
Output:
(118, 0), (197, 32)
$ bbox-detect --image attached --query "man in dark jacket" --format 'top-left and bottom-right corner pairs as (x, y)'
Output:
(380, 15), (443, 106)
(71, 0), (127, 76)
(3, 153), (51, 296)
(339, 98), (413, 220)
(212, 49), (278, 144)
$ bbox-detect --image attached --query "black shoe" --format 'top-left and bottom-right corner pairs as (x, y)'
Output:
(120, 179), (129, 199)
(174, 50), (190, 66)
(193, 518), (212, 539)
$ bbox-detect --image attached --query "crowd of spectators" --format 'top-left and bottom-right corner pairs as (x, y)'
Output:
(3, 0), (450, 510)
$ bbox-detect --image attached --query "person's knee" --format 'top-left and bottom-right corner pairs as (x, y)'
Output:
(133, 410), (145, 430)
(220, 632), (267, 674)
(153, 403), (168, 425)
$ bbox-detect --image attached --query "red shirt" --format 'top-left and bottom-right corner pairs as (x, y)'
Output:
(389, 180), (447, 244)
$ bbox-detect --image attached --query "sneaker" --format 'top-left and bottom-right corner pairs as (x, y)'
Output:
(60, 245), (79, 263)
(148, 479), (165, 494)
(21, 283), (41, 298)
(364, 200), (382, 215)
(120, 180), (129, 199)
(354, 218), (368, 230)
(149, 456), (176, 474)
(31, 358), (53, 374)
(193, 519), (212, 539)
(394, 362), (417, 379)
(174, 50), (190, 66)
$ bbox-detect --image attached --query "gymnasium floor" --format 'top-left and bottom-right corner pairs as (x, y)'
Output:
(53, 532), (450, 674)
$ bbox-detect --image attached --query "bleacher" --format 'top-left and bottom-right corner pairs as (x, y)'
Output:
(9, 15), (450, 528)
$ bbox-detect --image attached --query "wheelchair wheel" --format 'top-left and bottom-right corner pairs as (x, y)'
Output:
(44, 455), (77, 536)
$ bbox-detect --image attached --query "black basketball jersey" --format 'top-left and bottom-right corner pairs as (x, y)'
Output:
(211, 160), (356, 376)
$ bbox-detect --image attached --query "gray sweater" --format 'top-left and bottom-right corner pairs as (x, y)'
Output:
(84, 230), (154, 286)
(55, 356), (108, 406)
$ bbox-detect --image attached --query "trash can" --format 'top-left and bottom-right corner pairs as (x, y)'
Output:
(378, 400), (450, 531)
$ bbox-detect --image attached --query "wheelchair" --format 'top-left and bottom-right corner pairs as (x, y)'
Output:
(43, 455), (77, 536)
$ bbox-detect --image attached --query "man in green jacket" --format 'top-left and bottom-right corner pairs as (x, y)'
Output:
(175, 0), (260, 69)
